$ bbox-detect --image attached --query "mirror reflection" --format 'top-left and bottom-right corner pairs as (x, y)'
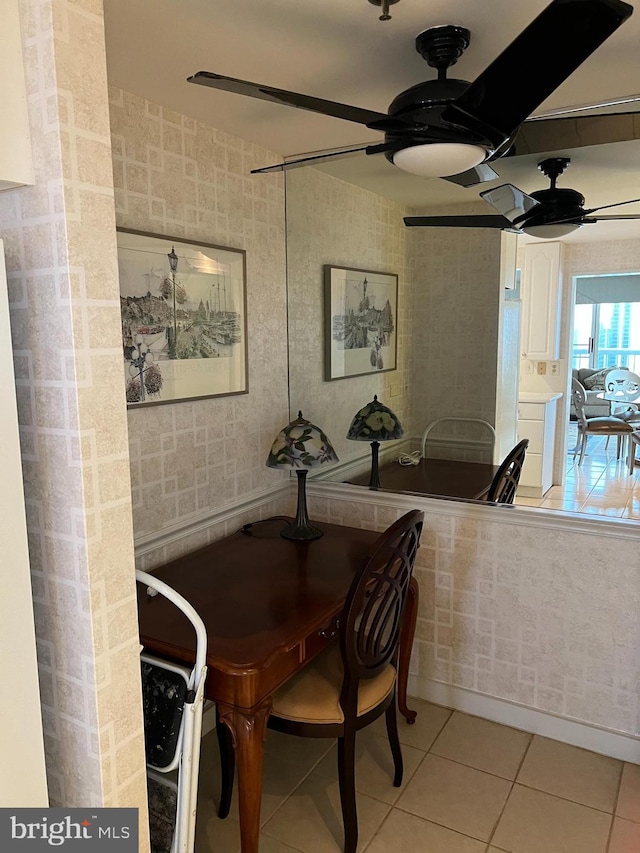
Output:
(285, 160), (640, 521)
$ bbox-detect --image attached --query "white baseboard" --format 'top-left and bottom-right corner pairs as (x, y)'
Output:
(408, 675), (640, 764)
(201, 679), (639, 763)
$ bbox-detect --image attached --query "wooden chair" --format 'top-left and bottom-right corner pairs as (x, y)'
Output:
(216, 509), (424, 853)
(571, 377), (636, 472)
(486, 438), (529, 504)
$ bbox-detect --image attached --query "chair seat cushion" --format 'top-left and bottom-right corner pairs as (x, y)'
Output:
(271, 644), (396, 725)
(585, 417), (634, 433)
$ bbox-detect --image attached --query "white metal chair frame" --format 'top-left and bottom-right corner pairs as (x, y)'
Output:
(137, 569), (208, 853)
(571, 378), (636, 474)
(420, 417), (497, 462)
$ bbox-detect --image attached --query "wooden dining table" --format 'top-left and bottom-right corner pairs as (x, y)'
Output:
(347, 456), (500, 500)
(136, 518), (419, 853)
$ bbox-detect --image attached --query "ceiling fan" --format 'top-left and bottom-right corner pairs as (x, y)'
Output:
(404, 156), (640, 237)
(187, 0), (634, 187)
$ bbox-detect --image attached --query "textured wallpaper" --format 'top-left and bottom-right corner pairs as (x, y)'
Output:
(308, 491), (640, 739)
(1, 0), (148, 832)
(109, 88), (291, 546)
(407, 201), (503, 461)
(286, 167), (413, 469)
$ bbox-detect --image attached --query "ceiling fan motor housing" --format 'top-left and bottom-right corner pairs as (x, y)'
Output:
(523, 187), (586, 228)
(383, 25), (505, 165)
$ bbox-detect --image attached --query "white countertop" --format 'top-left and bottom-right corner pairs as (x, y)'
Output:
(518, 391), (563, 403)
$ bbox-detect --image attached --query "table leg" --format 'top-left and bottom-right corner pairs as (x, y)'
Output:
(217, 698), (272, 853)
(397, 576), (419, 724)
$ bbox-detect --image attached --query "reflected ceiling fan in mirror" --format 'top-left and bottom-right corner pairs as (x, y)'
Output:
(188, 0), (633, 187)
(404, 156), (640, 237)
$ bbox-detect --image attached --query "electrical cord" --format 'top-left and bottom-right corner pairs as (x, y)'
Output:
(238, 515), (291, 535)
(397, 451), (422, 466)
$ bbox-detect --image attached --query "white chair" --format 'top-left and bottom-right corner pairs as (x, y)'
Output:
(420, 417), (496, 462)
(137, 570), (208, 853)
(571, 378), (636, 474)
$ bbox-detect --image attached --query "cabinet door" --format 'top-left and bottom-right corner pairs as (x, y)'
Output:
(521, 242), (563, 360)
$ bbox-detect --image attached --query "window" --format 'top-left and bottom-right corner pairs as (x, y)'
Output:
(572, 274), (640, 372)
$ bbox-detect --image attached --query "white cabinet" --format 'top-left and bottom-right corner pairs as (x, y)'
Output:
(517, 393), (561, 497)
(520, 241), (563, 360)
(0, 1), (34, 190)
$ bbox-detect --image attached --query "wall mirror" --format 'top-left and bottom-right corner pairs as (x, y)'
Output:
(284, 155), (640, 522)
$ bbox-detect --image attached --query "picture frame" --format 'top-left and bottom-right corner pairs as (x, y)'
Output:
(324, 265), (398, 382)
(117, 228), (248, 407)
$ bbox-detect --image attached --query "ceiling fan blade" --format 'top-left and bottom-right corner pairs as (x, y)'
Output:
(528, 94), (640, 120)
(480, 184), (540, 223)
(583, 197), (640, 214)
(593, 214), (640, 220)
(188, 71), (390, 127)
(251, 145), (372, 174)
(441, 163), (500, 187)
(404, 215), (516, 229)
(443, 0), (633, 139)
(512, 111), (640, 155)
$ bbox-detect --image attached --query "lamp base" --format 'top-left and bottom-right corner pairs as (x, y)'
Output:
(280, 521), (323, 541)
(281, 469), (324, 541)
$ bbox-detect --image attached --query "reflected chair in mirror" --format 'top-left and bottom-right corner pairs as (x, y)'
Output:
(421, 417), (496, 463)
(486, 439), (529, 504)
(603, 368), (640, 424)
(216, 510), (424, 853)
(571, 377), (636, 474)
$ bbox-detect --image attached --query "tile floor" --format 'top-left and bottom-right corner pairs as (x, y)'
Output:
(514, 423), (640, 519)
(193, 698), (640, 853)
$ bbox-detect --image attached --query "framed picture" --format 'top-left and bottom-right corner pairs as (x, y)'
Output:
(117, 228), (248, 407)
(324, 265), (398, 381)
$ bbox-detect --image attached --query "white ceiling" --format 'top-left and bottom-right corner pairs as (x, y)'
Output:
(103, 0), (640, 243)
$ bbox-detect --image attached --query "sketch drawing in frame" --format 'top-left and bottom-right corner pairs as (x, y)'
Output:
(324, 265), (398, 382)
(117, 228), (248, 407)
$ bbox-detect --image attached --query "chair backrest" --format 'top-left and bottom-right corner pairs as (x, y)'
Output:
(604, 368), (640, 401)
(338, 510), (424, 714)
(571, 376), (589, 428)
(486, 439), (529, 504)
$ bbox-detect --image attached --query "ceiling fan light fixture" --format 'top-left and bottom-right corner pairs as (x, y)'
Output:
(392, 142), (487, 178)
(523, 222), (581, 239)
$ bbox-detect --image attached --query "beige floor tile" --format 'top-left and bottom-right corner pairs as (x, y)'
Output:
(492, 785), (611, 853)
(262, 772), (389, 853)
(198, 731), (313, 827)
(578, 502), (626, 517)
(539, 498), (582, 510)
(514, 497), (543, 507)
(517, 736), (622, 812)
(194, 812), (241, 853)
(608, 816), (640, 852)
(616, 763), (640, 823)
(258, 838), (307, 853)
(370, 697), (452, 752)
(365, 808), (486, 853)
(430, 711), (531, 780)
(395, 754), (511, 842)
(313, 729), (425, 805)
(264, 728), (334, 772)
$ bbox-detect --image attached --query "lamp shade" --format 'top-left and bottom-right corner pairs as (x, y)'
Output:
(346, 395), (404, 442)
(266, 412), (338, 470)
(266, 412), (338, 541)
(347, 396), (403, 491)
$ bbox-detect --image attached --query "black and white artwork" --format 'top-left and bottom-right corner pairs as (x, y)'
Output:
(117, 229), (247, 407)
(324, 265), (398, 381)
